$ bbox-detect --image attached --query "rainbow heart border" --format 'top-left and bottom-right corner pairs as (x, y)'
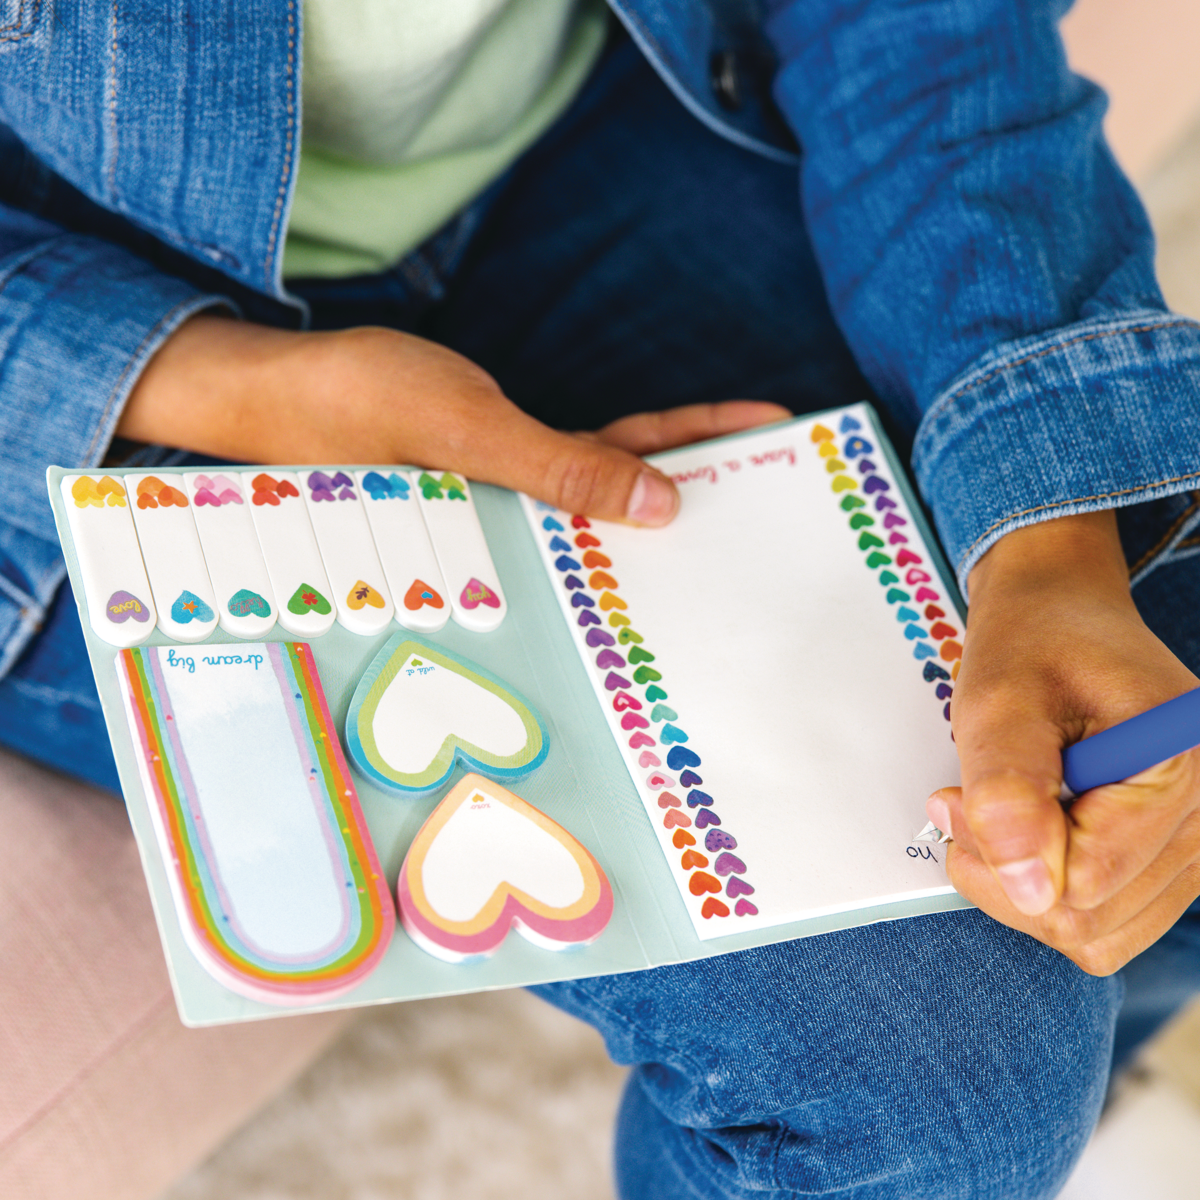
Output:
(530, 507), (759, 923)
(814, 412), (961, 728)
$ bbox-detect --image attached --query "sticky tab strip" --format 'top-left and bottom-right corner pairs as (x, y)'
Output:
(183, 472), (278, 639)
(242, 470), (337, 638)
(300, 469), (395, 635)
(354, 469), (449, 634)
(60, 474), (156, 647)
(412, 471), (506, 632)
(127, 473), (219, 643)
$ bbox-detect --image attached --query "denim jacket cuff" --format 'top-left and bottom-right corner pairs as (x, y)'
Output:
(0, 234), (230, 679)
(912, 310), (1200, 595)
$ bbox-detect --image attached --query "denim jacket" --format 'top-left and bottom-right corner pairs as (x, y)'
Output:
(1, 0), (1198, 679)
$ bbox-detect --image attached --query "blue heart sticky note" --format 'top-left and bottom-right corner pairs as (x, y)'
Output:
(660, 724), (688, 744)
(839, 414), (862, 432)
(686, 789), (714, 808)
(843, 436), (874, 458)
(914, 642), (937, 659)
(679, 769), (703, 788)
(903, 624), (928, 640)
(543, 517), (564, 531)
(549, 536), (573, 553)
(705, 829), (737, 852)
(555, 556), (582, 572)
(923, 662), (951, 682)
(171, 589), (214, 625)
(896, 606), (920, 622)
(578, 610), (601, 626)
(694, 809), (720, 828)
(650, 704), (678, 722)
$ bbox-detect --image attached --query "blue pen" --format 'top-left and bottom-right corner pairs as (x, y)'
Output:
(1062, 687), (1200, 796)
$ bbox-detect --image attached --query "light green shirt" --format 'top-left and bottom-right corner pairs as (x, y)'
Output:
(284, 0), (608, 279)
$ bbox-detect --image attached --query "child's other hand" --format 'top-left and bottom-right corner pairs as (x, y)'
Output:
(927, 510), (1200, 975)
(116, 315), (789, 525)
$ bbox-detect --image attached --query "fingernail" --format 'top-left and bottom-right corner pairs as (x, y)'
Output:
(925, 795), (952, 840)
(626, 471), (677, 526)
(996, 858), (1056, 916)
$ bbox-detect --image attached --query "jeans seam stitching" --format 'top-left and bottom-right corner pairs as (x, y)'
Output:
(264, 1), (297, 290)
(956, 469), (1200, 577)
(932, 317), (1200, 418)
(0, 0), (36, 41)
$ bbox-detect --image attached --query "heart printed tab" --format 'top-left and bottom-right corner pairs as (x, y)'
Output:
(397, 774), (613, 963)
(170, 590), (215, 625)
(347, 581), (386, 611)
(227, 588), (271, 619)
(107, 590), (150, 624)
(287, 583), (333, 617)
(346, 635), (549, 795)
(460, 578), (501, 610)
(403, 579), (445, 612)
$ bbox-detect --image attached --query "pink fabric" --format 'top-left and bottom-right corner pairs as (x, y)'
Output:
(0, 750), (351, 1200)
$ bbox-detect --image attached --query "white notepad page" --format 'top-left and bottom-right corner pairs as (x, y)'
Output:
(522, 407), (962, 939)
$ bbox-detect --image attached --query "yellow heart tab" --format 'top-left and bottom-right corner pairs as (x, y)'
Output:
(347, 581), (386, 610)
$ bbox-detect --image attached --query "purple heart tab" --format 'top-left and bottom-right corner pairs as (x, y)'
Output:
(705, 829), (738, 852)
(585, 628), (615, 648)
(727, 876), (756, 898)
(694, 809), (721, 829)
(595, 648), (626, 670)
(106, 590), (149, 623)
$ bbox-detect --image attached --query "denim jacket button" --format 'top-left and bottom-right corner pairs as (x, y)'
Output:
(709, 50), (742, 112)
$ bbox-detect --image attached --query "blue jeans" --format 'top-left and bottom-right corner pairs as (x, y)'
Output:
(3, 32), (1198, 1199)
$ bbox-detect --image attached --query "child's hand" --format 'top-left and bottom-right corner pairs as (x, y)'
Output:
(116, 315), (789, 524)
(927, 510), (1200, 975)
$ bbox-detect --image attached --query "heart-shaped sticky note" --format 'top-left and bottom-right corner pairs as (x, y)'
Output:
(650, 703), (677, 722)
(612, 692), (641, 712)
(680, 849), (708, 871)
(929, 622), (959, 641)
(831, 475), (857, 493)
(838, 414), (862, 433)
(686, 789), (713, 808)
(913, 643), (937, 660)
(608, 612), (630, 626)
(397, 775), (612, 963)
(578, 610), (601, 627)
(70, 476), (105, 508)
(735, 898), (758, 916)
(645, 684), (668, 702)
(571, 515), (591, 529)
(586, 628), (615, 648)
(678, 769), (703, 788)
(701, 897), (730, 919)
(895, 548), (923, 567)
(673, 829), (696, 849)
(658, 791), (681, 809)
(662, 809), (691, 829)
(849, 513), (875, 530)
(660, 723), (687, 744)
(171, 590), (215, 624)
(705, 829), (738, 853)
(288, 583), (333, 616)
(628, 731), (656, 749)
(689, 872), (721, 896)
(589, 570), (618, 590)
(840, 494), (866, 511)
(811, 423), (835, 443)
(582, 551), (612, 569)
(346, 635), (548, 794)
(549, 535), (573, 553)
(645, 772), (676, 790)
(914, 586), (941, 603)
(923, 662), (951, 682)
(714, 852), (747, 877)
(596, 648), (627, 671)
(727, 877), (756, 898)
(694, 809), (720, 829)
(617, 628), (643, 645)
(638, 751), (661, 768)
(575, 532), (601, 549)
(866, 551), (892, 569)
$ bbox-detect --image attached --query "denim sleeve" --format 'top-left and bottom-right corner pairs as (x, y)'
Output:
(764, 0), (1200, 590)
(0, 201), (227, 678)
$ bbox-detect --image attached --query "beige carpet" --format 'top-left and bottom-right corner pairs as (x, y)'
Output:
(160, 990), (626, 1200)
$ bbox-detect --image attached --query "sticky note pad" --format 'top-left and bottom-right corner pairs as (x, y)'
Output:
(117, 642), (394, 1005)
(355, 469), (449, 634)
(127, 473), (219, 643)
(242, 470), (337, 638)
(413, 470), (506, 632)
(60, 474), (156, 647)
(300, 470), (395, 636)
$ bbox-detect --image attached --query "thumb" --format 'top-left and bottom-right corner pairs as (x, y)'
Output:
(953, 694), (1069, 916)
(444, 405), (679, 526)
